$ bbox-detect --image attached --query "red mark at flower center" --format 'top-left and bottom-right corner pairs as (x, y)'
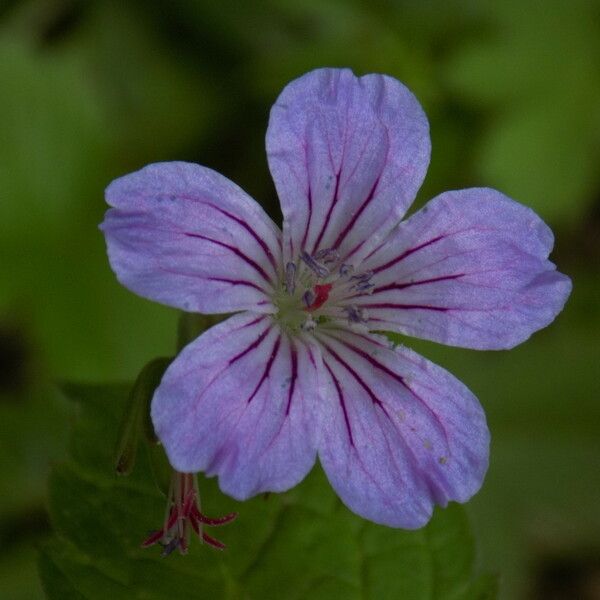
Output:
(304, 283), (333, 312)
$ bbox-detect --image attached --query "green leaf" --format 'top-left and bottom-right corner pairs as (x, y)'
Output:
(0, 539), (49, 600)
(0, 37), (109, 245)
(388, 269), (600, 598)
(0, 1), (219, 385)
(114, 357), (172, 473)
(0, 384), (72, 518)
(444, 0), (600, 226)
(40, 383), (495, 599)
(72, 2), (219, 162)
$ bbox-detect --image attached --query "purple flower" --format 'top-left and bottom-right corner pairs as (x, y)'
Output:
(101, 68), (571, 528)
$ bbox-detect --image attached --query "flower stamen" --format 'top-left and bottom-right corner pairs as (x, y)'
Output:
(339, 263), (354, 278)
(350, 270), (373, 284)
(300, 251), (329, 278)
(352, 281), (375, 293)
(314, 248), (340, 264)
(344, 305), (368, 324)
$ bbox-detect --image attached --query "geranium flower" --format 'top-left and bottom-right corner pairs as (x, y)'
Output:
(101, 68), (571, 528)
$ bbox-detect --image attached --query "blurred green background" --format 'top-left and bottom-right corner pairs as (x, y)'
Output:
(1, 0), (599, 598)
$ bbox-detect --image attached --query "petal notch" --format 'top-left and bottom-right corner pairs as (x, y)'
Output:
(267, 68), (430, 264)
(356, 188), (572, 349)
(316, 328), (489, 528)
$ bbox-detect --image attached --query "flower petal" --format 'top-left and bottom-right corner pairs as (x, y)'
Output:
(355, 188), (572, 349)
(315, 328), (489, 528)
(152, 312), (320, 499)
(266, 68), (430, 264)
(101, 162), (282, 314)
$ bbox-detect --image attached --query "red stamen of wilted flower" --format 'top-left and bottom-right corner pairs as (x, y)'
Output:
(141, 471), (237, 556)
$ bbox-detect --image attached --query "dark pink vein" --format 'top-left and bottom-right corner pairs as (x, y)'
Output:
(206, 277), (267, 293)
(341, 239), (366, 263)
(332, 173), (381, 250)
(321, 340), (443, 491)
(323, 360), (354, 446)
(184, 232), (273, 284)
(228, 325), (271, 366)
(301, 185), (313, 250)
(236, 315), (266, 330)
(362, 237), (387, 263)
(321, 342), (384, 409)
(358, 303), (449, 312)
(325, 336), (449, 448)
(372, 273), (465, 294)
(204, 202), (278, 273)
(246, 334), (281, 404)
(311, 170), (341, 254)
(301, 142), (313, 250)
(285, 342), (298, 415)
(307, 346), (316, 368)
(372, 235), (446, 275)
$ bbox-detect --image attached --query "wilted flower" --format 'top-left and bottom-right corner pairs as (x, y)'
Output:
(141, 471), (236, 555)
(101, 68), (571, 528)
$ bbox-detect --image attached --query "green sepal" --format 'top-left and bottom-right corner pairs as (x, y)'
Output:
(145, 437), (172, 496)
(114, 356), (171, 475)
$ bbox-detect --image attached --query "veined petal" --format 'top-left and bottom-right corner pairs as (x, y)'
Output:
(355, 188), (572, 349)
(101, 162), (282, 314)
(152, 312), (320, 499)
(266, 68), (430, 264)
(314, 328), (489, 528)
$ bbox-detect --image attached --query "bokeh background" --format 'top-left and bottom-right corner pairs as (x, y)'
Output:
(1, 0), (599, 598)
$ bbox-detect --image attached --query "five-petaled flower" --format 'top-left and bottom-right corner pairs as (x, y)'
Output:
(101, 68), (571, 528)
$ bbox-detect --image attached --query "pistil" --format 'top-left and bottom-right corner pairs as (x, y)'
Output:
(277, 248), (375, 331)
(303, 283), (333, 312)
